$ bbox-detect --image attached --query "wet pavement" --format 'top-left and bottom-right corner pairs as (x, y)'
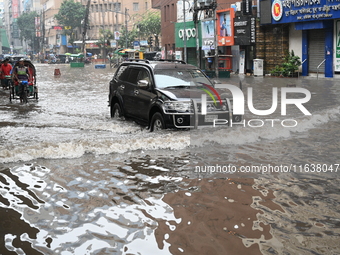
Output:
(0, 63), (339, 254)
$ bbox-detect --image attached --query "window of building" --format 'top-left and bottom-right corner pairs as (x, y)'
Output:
(133, 2), (139, 11)
(114, 2), (121, 12)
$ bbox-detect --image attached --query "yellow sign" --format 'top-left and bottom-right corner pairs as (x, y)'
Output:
(64, 26), (72, 30)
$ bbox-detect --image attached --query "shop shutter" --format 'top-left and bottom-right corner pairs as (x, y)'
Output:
(308, 29), (325, 73)
(187, 48), (197, 66)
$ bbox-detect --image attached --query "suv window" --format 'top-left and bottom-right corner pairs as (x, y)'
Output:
(154, 69), (212, 89)
(137, 69), (151, 87)
(126, 68), (140, 84)
(116, 65), (129, 81)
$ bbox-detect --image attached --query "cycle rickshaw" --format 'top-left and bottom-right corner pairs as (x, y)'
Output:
(9, 59), (38, 103)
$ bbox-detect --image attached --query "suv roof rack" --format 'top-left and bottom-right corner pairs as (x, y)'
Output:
(126, 58), (150, 64)
(124, 58), (187, 65)
(157, 59), (186, 64)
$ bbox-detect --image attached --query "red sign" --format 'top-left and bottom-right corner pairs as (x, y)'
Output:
(216, 8), (235, 46)
(52, 26), (64, 30)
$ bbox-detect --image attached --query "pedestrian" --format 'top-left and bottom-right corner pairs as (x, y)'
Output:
(0, 57), (13, 89)
(13, 58), (30, 96)
(207, 52), (214, 70)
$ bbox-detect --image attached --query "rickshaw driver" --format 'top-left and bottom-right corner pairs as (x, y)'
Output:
(13, 58), (30, 96)
(0, 57), (13, 89)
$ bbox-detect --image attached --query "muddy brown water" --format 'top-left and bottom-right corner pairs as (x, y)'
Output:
(0, 63), (339, 254)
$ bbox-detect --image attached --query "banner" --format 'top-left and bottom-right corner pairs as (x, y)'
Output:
(335, 20), (340, 72)
(216, 9), (235, 46)
(201, 19), (215, 50)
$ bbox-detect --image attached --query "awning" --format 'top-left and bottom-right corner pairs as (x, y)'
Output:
(73, 40), (99, 44)
(114, 48), (141, 55)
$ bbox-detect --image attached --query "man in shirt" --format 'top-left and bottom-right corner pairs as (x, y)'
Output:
(13, 58), (30, 96)
(0, 58), (13, 89)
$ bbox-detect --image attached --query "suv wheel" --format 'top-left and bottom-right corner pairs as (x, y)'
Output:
(150, 112), (165, 132)
(111, 103), (123, 119)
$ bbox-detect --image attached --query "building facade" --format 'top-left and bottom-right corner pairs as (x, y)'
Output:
(1, 0), (157, 55)
(154, 0), (339, 78)
(260, 0), (339, 77)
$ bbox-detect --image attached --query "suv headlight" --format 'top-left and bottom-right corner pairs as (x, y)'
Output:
(164, 101), (192, 112)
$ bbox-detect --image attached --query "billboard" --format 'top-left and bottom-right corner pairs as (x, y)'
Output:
(201, 19), (215, 50)
(175, 21), (202, 47)
(234, 15), (256, 45)
(216, 9), (235, 46)
(271, 0), (340, 24)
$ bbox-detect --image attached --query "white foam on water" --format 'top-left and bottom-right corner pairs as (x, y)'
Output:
(1, 106), (338, 163)
(0, 130), (190, 163)
(190, 106), (340, 147)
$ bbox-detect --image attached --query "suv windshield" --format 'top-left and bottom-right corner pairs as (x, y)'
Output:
(154, 69), (213, 89)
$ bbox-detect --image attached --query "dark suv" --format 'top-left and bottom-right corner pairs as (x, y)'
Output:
(109, 59), (240, 131)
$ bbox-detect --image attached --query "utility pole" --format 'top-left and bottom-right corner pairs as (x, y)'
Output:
(193, 0), (199, 68)
(82, 0), (91, 57)
(193, 0), (217, 72)
(183, 0), (187, 63)
(125, 8), (128, 48)
(102, 5), (106, 63)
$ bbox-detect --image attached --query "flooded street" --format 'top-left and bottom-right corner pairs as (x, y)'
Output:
(0, 63), (339, 254)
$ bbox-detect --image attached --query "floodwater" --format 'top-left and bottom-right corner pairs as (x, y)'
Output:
(0, 63), (339, 254)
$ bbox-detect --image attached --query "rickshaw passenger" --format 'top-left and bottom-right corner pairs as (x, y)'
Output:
(0, 58), (13, 89)
(13, 58), (31, 95)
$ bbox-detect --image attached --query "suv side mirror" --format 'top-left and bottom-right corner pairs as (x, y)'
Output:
(137, 80), (149, 89)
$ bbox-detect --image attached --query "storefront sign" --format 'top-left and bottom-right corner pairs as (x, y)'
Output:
(217, 8), (235, 46)
(202, 19), (215, 50)
(272, 0), (340, 23)
(250, 17), (256, 44)
(335, 20), (340, 71)
(178, 28), (196, 39)
(242, 0), (252, 15)
(234, 16), (255, 45)
(175, 21), (202, 47)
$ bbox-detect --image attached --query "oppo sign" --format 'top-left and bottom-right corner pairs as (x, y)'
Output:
(178, 28), (196, 40)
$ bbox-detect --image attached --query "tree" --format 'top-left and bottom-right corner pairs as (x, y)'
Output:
(97, 29), (114, 49)
(54, 0), (86, 44)
(136, 11), (161, 39)
(116, 26), (139, 49)
(17, 11), (40, 52)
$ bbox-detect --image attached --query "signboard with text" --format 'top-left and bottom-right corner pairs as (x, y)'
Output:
(271, 0), (340, 23)
(175, 21), (202, 47)
(201, 19), (215, 50)
(216, 9), (235, 46)
(335, 20), (340, 71)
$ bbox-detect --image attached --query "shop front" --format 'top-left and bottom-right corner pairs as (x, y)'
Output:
(215, 8), (235, 77)
(175, 21), (202, 66)
(269, 0), (339, 77)
(233, 12), (256, 74)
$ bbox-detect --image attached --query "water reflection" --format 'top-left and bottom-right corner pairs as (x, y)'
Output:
(1, 151), (339, 254)
(1, 64), (340, 254)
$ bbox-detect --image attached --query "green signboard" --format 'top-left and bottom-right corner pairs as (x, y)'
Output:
(175, 21), (202, 47)
(335, 20), (340, 71)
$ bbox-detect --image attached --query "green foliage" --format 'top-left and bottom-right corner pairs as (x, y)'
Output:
(116, 11), (160, 49)
(97, 29), (114, 49)
(17, 11), (40, 52)
(270, 50), (301, 77)
(54, 0), (86, 38)
(117, 27), (139, 48)
(136, 11), (161, 38)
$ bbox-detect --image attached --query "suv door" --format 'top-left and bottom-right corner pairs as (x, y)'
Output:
(121, 67), (140, 117)
(134, 68), (156, 121)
